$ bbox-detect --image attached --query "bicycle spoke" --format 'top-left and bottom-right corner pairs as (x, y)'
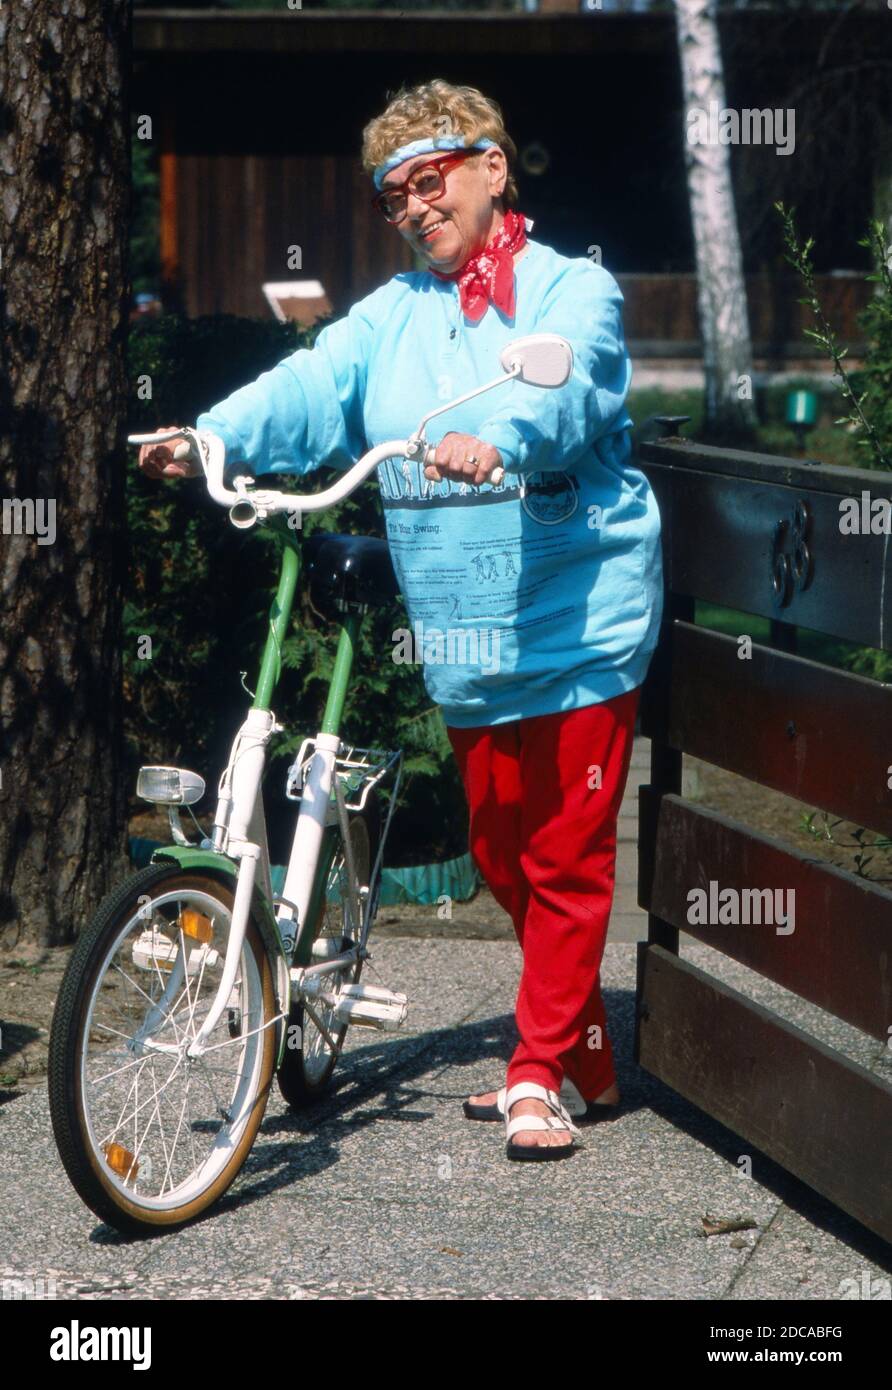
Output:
(160, 1075), (193, 1195)
(90, 1052), (154, 1087)
(99, 1051), (182, 1150)
(69, 880), (270, 1220)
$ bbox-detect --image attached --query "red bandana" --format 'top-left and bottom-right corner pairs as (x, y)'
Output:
(430, 208), (529, 322)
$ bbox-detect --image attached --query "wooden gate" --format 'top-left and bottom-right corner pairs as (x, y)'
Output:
(635, 426), (892, 1244)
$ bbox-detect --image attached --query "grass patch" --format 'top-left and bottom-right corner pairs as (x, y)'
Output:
(695, 601), (892, 681)
(628, 383), (866, 470)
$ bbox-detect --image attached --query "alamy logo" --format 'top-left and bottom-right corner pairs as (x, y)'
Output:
(686, 102), (795, 157)
(50, 1321), (151, 1371)
(1, 497), (56, 545)
(838, 1271), (891, 1300)
(839, 492), (892, 534)
(1, 1275), (57, 1299)
(687, 882), (795, 935)
(392, 620), (501, 674)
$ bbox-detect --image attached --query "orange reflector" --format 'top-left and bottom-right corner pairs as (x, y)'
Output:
(103, 1142), (139, 1181)
(180, 910), (213, 944)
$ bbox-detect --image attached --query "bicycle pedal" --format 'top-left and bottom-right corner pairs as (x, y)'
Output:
(331, 981), (408, 1031)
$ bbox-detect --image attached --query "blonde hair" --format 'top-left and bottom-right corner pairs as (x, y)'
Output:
(361, 79), (519, 207)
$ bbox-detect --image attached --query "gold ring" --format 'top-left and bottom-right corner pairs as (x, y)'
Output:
(464, 454), (479, 466)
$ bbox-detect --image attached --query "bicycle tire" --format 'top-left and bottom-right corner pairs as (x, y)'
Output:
(277, 798), (380, 1109)
(48, 863), (277, 1234)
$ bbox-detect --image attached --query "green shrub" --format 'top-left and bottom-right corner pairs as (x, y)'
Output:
(849, 221), (892, 469)
(777, 205), (892, 472)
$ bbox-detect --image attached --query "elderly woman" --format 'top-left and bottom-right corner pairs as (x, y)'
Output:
(140, 79), (663, 1162)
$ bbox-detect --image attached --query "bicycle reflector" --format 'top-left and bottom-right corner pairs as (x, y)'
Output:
(137, 765), (206, 806)
(102, 1142), (139, 1182)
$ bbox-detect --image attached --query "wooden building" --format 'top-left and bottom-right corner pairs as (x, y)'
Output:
(133, 7), (887, 360)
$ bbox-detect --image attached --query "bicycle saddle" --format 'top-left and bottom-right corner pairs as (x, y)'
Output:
(303, 533), (400, 617)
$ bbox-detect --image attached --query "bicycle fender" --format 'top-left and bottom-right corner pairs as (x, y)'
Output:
(151, 845), (290, 1066)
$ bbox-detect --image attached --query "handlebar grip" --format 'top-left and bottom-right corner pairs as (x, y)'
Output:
(423, 444), (505, 488)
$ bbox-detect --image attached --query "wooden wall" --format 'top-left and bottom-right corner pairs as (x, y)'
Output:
(170, 151), (413, 319)
(619, 272), (872, 357)
(136, 10), (882, 349)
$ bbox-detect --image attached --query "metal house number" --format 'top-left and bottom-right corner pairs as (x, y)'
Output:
(771, 499), (813, 609)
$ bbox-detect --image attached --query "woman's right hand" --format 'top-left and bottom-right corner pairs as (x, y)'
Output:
(137, 427), (203, 480)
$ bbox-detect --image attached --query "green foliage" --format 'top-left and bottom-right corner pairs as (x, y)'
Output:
(775, 203), (892, 471)
(126, 313), (468, 864)
(774, 205), (892, 690)
(801, 811), (892, 884)
(850, 221), (892, 471)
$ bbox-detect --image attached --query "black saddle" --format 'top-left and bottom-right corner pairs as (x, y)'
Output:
(302, 533), (399, 619)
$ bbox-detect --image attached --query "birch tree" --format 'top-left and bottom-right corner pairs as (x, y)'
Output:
(675, 0), (757, 437)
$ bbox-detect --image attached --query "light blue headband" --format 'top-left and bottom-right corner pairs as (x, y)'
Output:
(373, 136), (497, 191)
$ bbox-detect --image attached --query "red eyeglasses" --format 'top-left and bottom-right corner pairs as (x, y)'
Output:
(371, 151), (477, 225)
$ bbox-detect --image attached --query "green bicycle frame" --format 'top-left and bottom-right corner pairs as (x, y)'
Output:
(253, 520), (364, 964)
(155, 520), (367, 1011)
(252, 520), (362, 733)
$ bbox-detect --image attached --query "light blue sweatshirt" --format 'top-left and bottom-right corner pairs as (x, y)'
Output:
(196, 237), (664, 728)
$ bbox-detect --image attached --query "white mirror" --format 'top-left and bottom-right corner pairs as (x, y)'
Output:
(499, 333), (574, 388)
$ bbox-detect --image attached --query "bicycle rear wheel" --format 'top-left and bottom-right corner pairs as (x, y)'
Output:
(49, 864), (277, 1233)
(277, 801), (379, 1108)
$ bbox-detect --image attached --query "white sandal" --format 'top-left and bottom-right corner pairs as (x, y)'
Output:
(464, 1075), (599, 1122)
(503, 1081), (583, 1162)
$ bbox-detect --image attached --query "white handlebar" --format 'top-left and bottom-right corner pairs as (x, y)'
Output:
(128, 428), (505, 527)
(127, 335), (580, 525)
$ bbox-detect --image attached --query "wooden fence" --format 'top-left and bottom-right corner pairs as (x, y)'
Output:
(620, 272), (871, 360)
(635, 426), (892, 1244)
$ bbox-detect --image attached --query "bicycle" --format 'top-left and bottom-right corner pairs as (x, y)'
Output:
(48, 332), (573, 1232)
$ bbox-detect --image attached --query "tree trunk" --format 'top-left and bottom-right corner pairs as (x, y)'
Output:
(674, 0), (757, 438)
(0, 0), (131, 946)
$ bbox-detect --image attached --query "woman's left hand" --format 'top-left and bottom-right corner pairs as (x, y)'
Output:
(424, 432), (503, 487)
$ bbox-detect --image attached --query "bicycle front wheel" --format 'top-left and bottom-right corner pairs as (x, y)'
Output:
(49, 864), (277, 1233)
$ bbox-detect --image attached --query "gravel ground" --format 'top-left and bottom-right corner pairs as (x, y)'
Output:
(1, 935), (890, 1301)
(2, 739), (890, 1300)
(2, 749), (889, 1102)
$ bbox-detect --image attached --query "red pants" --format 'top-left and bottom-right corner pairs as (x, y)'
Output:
(446, 687), (640, 1100)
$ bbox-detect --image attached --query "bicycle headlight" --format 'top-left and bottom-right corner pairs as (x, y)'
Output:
(136, 765), (206, 806)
